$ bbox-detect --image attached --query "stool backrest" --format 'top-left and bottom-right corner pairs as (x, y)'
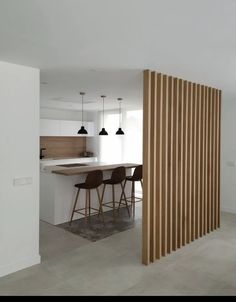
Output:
(85, 170), (103, 188)
(133, 165), (143, 181)
(111, 166), (126, 184)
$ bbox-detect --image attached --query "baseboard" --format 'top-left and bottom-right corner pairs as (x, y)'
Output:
(221, 207), (236, 214)
(0, 254), (41, 278)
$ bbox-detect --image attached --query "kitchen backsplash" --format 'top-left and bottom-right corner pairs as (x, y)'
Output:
(40, 136), (86, 159)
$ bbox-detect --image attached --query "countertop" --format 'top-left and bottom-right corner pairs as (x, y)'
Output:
(52, 163), (140, 176)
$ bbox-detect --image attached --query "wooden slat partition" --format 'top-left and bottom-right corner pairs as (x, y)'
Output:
(143, 70), (221, 265)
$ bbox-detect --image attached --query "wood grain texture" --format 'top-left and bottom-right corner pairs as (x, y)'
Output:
(40, 136), (86, 158)
(142, 70), (221, 265)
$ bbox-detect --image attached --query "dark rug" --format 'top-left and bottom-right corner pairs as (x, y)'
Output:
(57, 206), (141, 242)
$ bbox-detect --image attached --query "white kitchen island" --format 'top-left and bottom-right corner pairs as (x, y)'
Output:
(40, 161), (138, 225)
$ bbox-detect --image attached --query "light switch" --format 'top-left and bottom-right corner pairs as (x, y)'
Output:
(13, 177), (33, 186)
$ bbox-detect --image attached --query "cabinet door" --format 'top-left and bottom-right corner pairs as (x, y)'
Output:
(40, 119), (61, 136)
(60, 120), (81, 137)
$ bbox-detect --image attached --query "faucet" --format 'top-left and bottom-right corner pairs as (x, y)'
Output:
(40, 148), (46, 160)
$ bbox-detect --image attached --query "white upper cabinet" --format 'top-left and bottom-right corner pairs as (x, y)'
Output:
(60, 120), (81, 137)
(40, 119), (95, 137)
(40, 119), (61, 136)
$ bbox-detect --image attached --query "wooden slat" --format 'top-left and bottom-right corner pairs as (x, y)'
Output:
(192, 83), (197, 242)
(172, 78), (178, 251)
(217, 90), (222, 228)
(178, 79), (184, 249)
(142, 70), (221, 265)
(186, 82), (193, 244)
(155, 74), (163, 259)
(196, 84), (201, 239)
(167, 76), (173, 254)
(162, 75), (168, 257)
(142, 70), (151, 265)
(200, 85), (205, 237)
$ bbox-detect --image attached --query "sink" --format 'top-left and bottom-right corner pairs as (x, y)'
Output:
(57, 163), (88, 168)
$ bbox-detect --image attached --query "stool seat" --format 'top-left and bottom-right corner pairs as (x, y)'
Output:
(75, 183), (96, 190)
(103, 179), (121, 185)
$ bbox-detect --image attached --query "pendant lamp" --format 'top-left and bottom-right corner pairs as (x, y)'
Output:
(99, 95), (108, 135)
(78, 92), (88, 135)
(116, 98), (125, 135)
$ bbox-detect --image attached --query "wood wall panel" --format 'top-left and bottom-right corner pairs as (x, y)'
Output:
(143, 70), (221, 265)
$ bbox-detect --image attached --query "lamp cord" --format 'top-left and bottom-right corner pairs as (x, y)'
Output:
(119, 100), (122, 128)
(82, 94), (84, 126)
(103, 97), (105, 128)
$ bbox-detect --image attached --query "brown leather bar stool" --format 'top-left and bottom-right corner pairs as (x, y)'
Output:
(101, 166), (130, 218)
(119, 165), (143, 218)
(70, 170), (104, 225)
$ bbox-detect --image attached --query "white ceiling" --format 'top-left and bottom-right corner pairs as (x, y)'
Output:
(0, 0), (236, 110)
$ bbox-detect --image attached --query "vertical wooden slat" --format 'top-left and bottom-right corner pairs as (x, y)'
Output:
(218, 90), (222, 228)
(209, 88), (213, 232)
(162, 75), (168, 257)
(167, 77), (173, 253)
(196, 84), (201, 239)
(172, 78), (178, 251)
(200, 85), (205, 237)
(207, 87), (211, 233)
(178, 79), (184, 248)
(192, 83), (197, 242)
(150, 72), (157, 262)
(142, 70), (152, 265)
(186, 82), (193, 243)
(182, 81), (188, 246)
(142, 70), (221, 265)
(156, 74), (163, 260)
(212, 89), (216, 231)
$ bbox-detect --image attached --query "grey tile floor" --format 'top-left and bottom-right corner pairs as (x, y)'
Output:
(0, 208), (236, 296)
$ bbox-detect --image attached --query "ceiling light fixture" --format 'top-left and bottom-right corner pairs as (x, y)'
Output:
(116, 98), (125, 135)
(78, 92), (88, 135)
(99, 95), (108, 136)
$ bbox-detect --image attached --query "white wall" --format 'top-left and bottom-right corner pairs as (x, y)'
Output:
(221, 99), (236, 213)
(40, 107), (95, 122)
(0, 61), (40, 277)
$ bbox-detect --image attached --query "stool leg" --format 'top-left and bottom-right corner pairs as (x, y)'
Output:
(131, 181), (135, 218)
(96, 188), (105, 224)
(85, 189), (89, 223)
(70, 189), (80, 226)
(88, 189), (91, 220)
(118, 179), (127, 210)
(140, 179), (143, 191)
(99, 184), (106, 217)
(112, 185), (116, 218)
(121, 182), (131, 218)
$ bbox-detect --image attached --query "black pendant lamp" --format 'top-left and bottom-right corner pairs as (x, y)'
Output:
(116, 98), (125, 135)
(99, 95), (108, 136)
(78, 92), (88, 135)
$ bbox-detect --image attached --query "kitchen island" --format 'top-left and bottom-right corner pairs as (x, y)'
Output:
(40, 162), (139, 225)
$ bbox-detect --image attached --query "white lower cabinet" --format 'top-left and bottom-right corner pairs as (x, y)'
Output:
(40, 119), (95, 137)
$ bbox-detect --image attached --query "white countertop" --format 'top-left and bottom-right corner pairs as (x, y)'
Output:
(40, 157), (98, 172)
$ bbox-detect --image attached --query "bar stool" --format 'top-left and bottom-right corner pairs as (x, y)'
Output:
(101, 166), (130, 218)
(70, 170), (104, 225)
(119, 165), (143, 218)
